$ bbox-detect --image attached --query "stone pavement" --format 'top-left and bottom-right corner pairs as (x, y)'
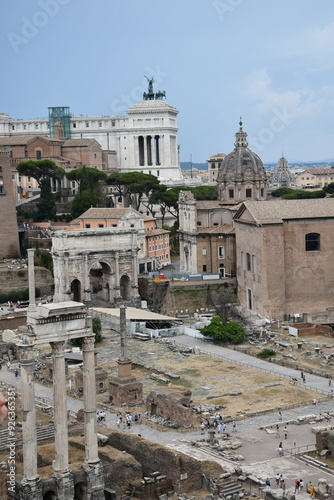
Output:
(1, 337), (334, 496)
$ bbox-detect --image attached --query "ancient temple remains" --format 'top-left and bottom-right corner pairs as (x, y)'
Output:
(19, 249), (104, 500)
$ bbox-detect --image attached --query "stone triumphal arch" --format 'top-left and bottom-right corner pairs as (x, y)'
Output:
(52, 228), (141, 307)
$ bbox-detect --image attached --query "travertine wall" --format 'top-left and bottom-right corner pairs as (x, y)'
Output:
(0, 151), (19, 258)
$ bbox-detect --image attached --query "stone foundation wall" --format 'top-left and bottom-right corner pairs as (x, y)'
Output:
(107, 430), (223, 493)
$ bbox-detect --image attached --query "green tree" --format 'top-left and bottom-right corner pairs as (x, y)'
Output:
(323, 182), (334, 194)
(107, 171), (161, 211)
(17, 159), (64, 187)
(281, 190), (326, 199)
(66, 166), (107, 193)
(36, 178), (56, 221)
(71, 189), (99, 218)
(200, 316), (245, 344)
(191, 185), (218, 200)
(271, 187), (295, 197)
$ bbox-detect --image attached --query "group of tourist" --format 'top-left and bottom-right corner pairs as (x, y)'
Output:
(116, 412), (142, 429)
(97, 410), (106, 422)
(200, 414), (236, 434)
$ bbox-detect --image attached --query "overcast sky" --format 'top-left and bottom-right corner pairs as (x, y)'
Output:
(2, 0), (334, 163)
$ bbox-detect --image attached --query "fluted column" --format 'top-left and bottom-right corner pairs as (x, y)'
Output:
(82, 335), (105, 499)
(20, 346), (38, 479)
(82, 335), (99, 464)
(50, 340), (74, 499)
(51, 341), (69, 472)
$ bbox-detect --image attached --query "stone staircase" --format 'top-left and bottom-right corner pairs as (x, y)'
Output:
(298, 454), (334, 475)
(217, 477), (244, 498)
(0, 424), (55, 451)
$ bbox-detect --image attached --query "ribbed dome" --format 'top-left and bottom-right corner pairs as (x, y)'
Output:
(218, 121), (266, 182)
(218, 121), (267, 202)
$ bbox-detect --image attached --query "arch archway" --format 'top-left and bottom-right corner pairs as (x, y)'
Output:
(71, 279), (81, 302)
(120, 274), (131, 301)
(74, 481), (87, 500)
(43, 491), (57, 500)
(90, 261), (112, 302)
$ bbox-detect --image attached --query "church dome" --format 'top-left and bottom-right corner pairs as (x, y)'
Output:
(218, 121), (266, 182)
(217, 121), (267, 202)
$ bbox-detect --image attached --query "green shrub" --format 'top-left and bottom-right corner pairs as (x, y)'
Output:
(17, 270), (25, 278)
(257, 349), (276, 359)
(200, 317), (245, 344)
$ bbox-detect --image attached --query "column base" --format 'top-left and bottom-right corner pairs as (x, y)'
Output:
(20, 476), (42, 500)
(53, 469), (74, 500)
(83, 460), (105, 500)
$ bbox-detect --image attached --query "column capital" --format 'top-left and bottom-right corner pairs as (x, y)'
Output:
(82, 335), (95, 352)
(50, 340), (65, 357)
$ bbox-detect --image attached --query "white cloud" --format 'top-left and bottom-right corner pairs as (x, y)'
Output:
(242, 69), (334, 119)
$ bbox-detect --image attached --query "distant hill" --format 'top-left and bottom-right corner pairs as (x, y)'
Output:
(181, 161), (207, 170)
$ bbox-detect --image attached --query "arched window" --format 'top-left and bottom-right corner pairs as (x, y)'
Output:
(36, 150), (42, 160)
(305, 233), (320, 252)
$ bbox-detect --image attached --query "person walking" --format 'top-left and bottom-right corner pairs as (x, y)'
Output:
(299, 479), (304, 493)
(284, 427), (288, 440)
(294, 479), (300, 494)
(200, 422), (206, 434)
(275, 473), (280, 487)
(265, 478), (271, 491)
(232, 421), (237, 432)
(275, 425), (280, 438)
(309, 483), (315, 498)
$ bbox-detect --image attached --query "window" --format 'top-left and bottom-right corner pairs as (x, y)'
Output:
(211, 163), (215, 169)
(112, 121), (115, 127)
(12, 125), (15, 131)
(202, 248), (207, 256)
(252, 255), (257, 274)
(23, 124), (26, 130)
(305, 233), (320, 251)
(197, 221), (201, 226)
(246, 188), (252, 198)
(0, 166), (2, 172)
(36, 150), (42, 160)
(85, 224), (90, 228)
(98, 224), (104, 228)
(99, 121), (102, 127)
(246, 253), (251, 271)
(73, 123), (76, 128)
(261, 188), (264, 197)
(203, 265), (207, 272)
(218, 247), (224, 259)
(247, 288), (253, 310)
(35, 124), (38, 129)
(72, 181), (76, 188)
(86, 122), (89, 127)
(229, 189), (234, 198)
(241, 251), (245, 270)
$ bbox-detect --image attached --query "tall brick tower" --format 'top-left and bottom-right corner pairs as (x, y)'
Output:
(0, 148), (20, 258)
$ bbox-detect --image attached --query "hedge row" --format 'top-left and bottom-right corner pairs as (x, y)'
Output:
(0, 287), (41, 304)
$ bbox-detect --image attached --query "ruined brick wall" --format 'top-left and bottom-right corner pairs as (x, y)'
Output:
(316, 430), (334, 453)
(291, 323), (333, 337)
(107, 430), (223, 493)
(146, 388), (193, 426)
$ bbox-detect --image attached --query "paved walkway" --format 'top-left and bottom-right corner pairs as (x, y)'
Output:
(1, 337), (334, 496)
